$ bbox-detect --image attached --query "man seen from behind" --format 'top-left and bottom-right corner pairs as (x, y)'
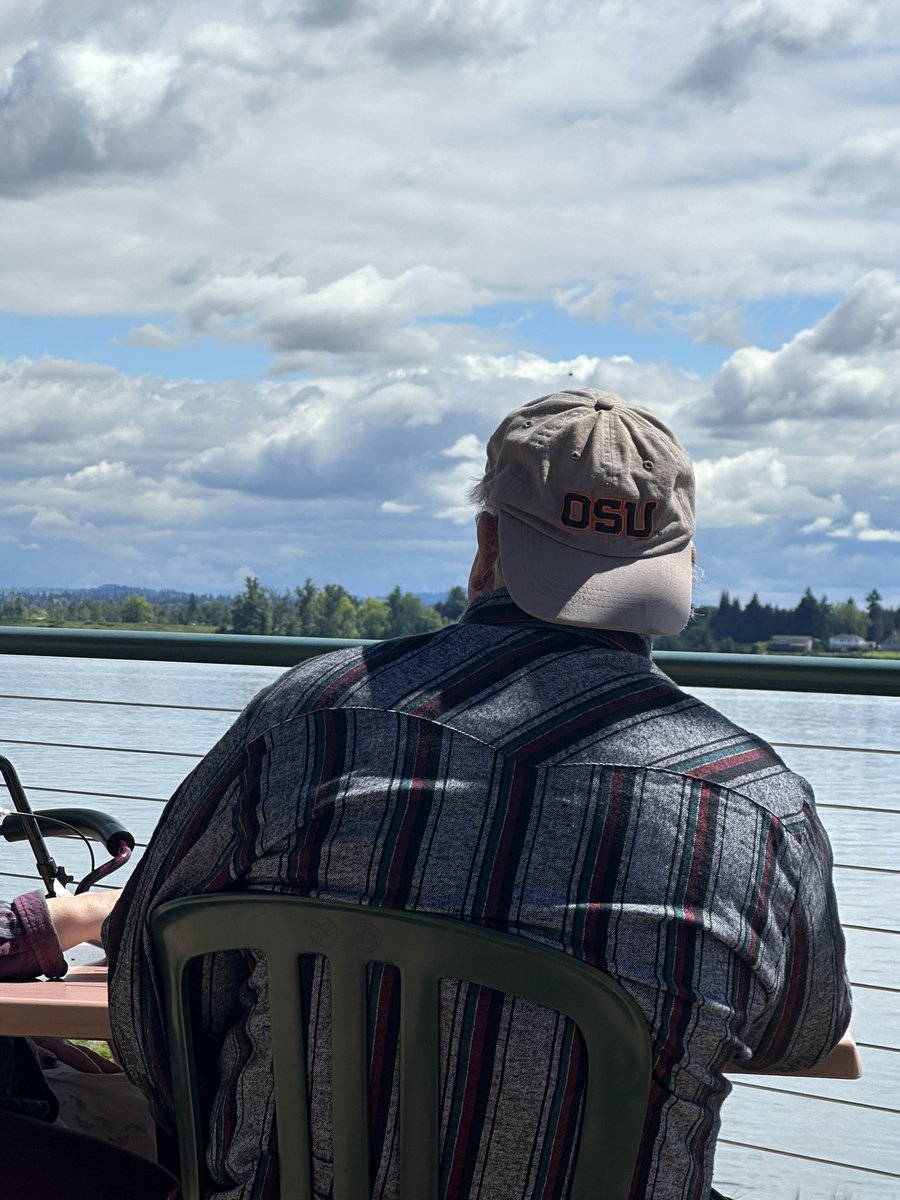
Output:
(107, 388), (851, 1199)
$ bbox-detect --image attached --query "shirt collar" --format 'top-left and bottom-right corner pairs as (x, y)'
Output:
(459, 588), (652, 658)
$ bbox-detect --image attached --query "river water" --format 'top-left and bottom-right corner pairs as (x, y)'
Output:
(1, 653), (897, 1198)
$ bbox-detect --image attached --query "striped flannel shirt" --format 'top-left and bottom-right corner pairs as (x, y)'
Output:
(106, 590), (851, 1200)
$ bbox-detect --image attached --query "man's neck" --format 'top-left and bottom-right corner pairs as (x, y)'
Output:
(461, 589), (653, 657)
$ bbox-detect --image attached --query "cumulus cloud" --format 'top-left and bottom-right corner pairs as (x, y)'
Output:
(675, 0), (878, 102)
(0, 358), (133, 451)
(63, 461), (135, 488)
(806, 270), (900, 355)
(813, 128), (900, 206)
(125, 323), (188, 349)
(1, 317), (898, 600)
(3, 0), (189, 49)
(693, 448), (842, 529)
(672, 272), (900, 599)
(0, 42), (203, 190)
(380, 500), (419, 513)
(555, 282), (618, 325)
(175, 374), (464, 501)
(827, 512), (900, 543)
(182, 21), (272, 71)
(373, 0), (537, 66)
(692, 272), (900, 428)
(288, 0), (370, 30)
(161, 264), (489, 369)
(441, 433), (483, 460)
(28, 508), (95, 533)
(0, 1), (897, 321)
(801, 516), (834, 535)
(0, 345), (706, 591)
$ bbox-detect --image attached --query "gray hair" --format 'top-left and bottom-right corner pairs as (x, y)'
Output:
(467, 474), (498, 518)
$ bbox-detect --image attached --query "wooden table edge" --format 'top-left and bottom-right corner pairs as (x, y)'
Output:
(0, 968), (112, 1040)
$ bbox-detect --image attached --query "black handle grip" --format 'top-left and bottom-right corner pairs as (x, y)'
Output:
(0, 807), (135, 855)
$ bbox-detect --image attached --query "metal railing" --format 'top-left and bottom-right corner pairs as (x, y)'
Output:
(1, 626), (899, 1194)
(2, 624), (900, 694)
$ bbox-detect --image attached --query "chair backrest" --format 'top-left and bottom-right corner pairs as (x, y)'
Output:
(150, 894), (652, 1200)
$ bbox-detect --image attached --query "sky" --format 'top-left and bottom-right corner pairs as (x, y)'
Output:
(1, 0), (899, 610)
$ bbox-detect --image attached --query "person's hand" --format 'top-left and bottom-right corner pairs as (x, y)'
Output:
(32, 1037), (123, 1074)
(45, 890), (120, 951)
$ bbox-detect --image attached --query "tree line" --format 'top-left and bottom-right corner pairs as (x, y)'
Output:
(0, 579), (469, 640)
(1, 580), (897, 652)
(227, 578), (468, 638)
(655, 587), (899, 652)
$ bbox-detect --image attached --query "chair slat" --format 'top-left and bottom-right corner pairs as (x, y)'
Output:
(329, 956), (371, 1200)
(266, 953), (314, 1200)
(399, 968), (440, 1199)
(170, 958), (208, 1200)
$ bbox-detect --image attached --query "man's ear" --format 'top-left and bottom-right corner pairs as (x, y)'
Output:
(468, 514), (500, 597)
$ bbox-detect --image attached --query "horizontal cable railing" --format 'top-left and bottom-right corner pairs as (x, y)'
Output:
(2, 627), (899, 1190)
(773, 740), (900, 755)
(716, 1139), (900, 1180)
(731, 1077), (897, 1114)
(2, 737), (200, 759)
(0, 692), (243, 714)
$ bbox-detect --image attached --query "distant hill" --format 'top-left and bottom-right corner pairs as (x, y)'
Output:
(0, 584), (219, 602)
(412, 591), (452, 606)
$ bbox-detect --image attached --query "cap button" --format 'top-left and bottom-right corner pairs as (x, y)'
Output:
(594, 396), (615, 411)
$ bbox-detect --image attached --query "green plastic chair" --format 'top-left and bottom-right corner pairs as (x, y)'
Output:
(150, 894), (652, 1200)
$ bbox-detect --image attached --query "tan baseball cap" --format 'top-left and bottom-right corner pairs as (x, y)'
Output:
(480, 389), (695, 634)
